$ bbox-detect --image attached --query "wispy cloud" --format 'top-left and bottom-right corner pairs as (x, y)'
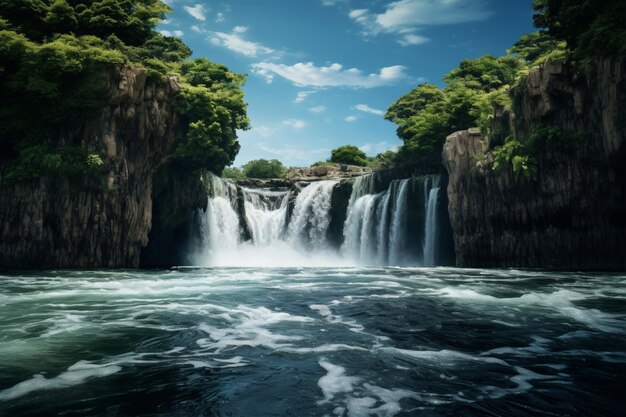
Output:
(159, 29), (184, 38)
(294, 90), (316, 103)
(309, 105), (327, 113)
(282, 119), (308, 129)
(344, 115), (358, 122)
(321, 0), (347, 6)
(349, 0), (492, 46)
(252, 62), (411, 88)
(257, 143), (329, 164)
(184, 4), (208, 21)
(355, 104), (385, 116)
(250, 126), (279, 137)
(359, 141), (397, 154)
(216, 12), (225, 22)
(210, 27), (275, 58)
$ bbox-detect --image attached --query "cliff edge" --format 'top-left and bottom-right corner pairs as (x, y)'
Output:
(0, 67), (182, 268)
(443, 57), (626, 270)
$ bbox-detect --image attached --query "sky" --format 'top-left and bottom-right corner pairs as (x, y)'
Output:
(159, 0), (535, 167)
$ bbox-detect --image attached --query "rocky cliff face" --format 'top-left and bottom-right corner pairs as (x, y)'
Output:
(444, 57), (626, 270)
(0, 67), (182, 268)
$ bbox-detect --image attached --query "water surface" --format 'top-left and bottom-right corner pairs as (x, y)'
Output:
(1, 268), (624, 416)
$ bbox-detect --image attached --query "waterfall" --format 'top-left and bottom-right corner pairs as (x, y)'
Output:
(423, 176), (441, 267)
(190, 176), (240, 264)
(341, 177), (412, 266)
(189, 173), (451, 267)
(244, 188), (289, 245)
(287, 181), (337, 250)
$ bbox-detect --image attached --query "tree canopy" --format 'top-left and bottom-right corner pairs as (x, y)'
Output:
(0, 0), (248, 182)
(532, 0), (626, 58)
(242, 159), (286, 179)
(329, 145), (368, 167)
(386, 0), (622, 178)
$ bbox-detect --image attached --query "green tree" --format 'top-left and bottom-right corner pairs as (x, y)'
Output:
(242, 159), (286, 178)
(0, 0), (249, 182)
(329, 145), (368, 166)
(508, 31), (566, 65)
(221, 166), (245, 179)
(533, 0), (626, 58)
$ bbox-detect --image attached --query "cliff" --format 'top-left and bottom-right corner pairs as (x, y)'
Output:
(444, 57), (626, 270)
(0, 67), (182, 268)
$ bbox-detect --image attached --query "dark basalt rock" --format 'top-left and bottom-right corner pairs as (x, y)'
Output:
(0, 67), (182, 269)
(443, 57), (626, 270)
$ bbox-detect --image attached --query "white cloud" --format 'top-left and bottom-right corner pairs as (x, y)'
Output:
(258, 143), (329, 164)
(191, 25), (206, 34)
(282, 119), (308, 129)
(355, 104), (385, 116)
(294, 90), (316, 103)
(344, 115), (358, 122)
(159, 30), (184, 38)
(398, 33), (429, 46)
(216, 12), (225, 22)
(252, 62), (410, 88)
(322, 0), (347, 6)
(250, 126), (278, 137)
(210, 28), (275, 58)
(349, 0), (492, 46)
(360, 141), (397, 154)
(309, 105), (327, 113)
(184, 4), (208, 21)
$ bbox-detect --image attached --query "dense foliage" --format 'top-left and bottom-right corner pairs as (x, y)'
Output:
(241, 159), (286, 179)
(385, 0), (621, 178)
(0, 0), (248, 183)
(385, 55), (521, 171)
(533, 0), (626, 59)
(329, 145), (368, 167)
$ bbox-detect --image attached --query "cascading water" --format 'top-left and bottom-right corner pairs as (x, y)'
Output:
(423, 175), (441, 266)
(342, 178), (412, 265)
(189, 173), (451, 267)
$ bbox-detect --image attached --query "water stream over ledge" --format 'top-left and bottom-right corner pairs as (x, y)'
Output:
(188, 174), (453, 268)
(0, 268), (624, 416)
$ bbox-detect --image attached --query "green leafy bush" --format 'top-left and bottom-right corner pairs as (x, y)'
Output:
(492, 138), (538, 181)
(329, 145), (368, 167)
(242, 159), (286, 179)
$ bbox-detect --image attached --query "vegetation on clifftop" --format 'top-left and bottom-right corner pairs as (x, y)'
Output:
(0, 0), (248, 183)
(385, 0), (623, 179)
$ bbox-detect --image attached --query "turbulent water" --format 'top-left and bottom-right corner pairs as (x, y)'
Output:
(1, 268), (625, 416)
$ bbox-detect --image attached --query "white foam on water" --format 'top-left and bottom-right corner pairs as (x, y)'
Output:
(280, 344), (369, 354)
(40, 313), (86, 337)
(382, 347), (510, 367)
(0, 361), (122, 401)
(316, 361), (433, 417)
(309, 303), (364, 332)
(196, 305), (313, 352)
(204, 241), (356, 267)
(317, 360), (361, 403)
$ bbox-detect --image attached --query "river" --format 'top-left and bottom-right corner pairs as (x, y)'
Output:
(1, 268), (624, 416)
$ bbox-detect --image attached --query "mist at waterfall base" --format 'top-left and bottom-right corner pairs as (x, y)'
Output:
(187, 174), (452, 268)
(1, 268), (625, 416)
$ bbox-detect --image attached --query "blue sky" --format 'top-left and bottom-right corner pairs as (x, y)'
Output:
(159, 0), (535, 167)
